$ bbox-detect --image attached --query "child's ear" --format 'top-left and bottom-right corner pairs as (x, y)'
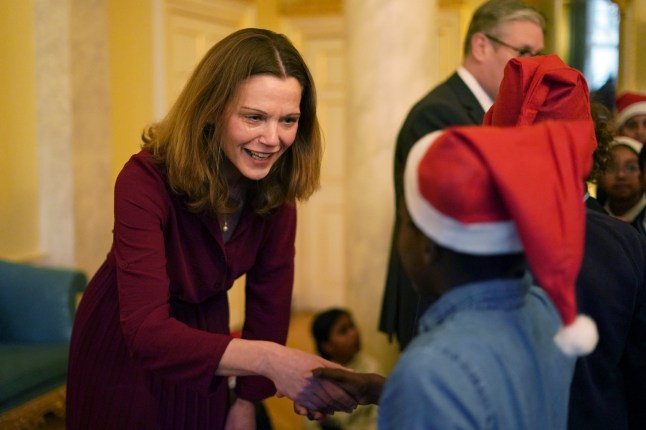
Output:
(423, 237), (440, 265)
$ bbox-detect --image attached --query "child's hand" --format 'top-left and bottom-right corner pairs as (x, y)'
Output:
(311, 367), (385, 405)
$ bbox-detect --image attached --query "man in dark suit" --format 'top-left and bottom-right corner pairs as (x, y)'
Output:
(380, 0), (545, 349)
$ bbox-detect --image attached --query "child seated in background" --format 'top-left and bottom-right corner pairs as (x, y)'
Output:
(305, 308), (379, 430)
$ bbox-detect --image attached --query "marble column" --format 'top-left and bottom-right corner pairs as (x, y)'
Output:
(345, 0), (437, 371)
(34, 0), (75, 266)
(33, 0), (113, 276)
(70, 0), (113, 276)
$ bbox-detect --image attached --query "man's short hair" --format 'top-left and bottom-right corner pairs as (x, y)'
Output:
(463, 0), (546, 55)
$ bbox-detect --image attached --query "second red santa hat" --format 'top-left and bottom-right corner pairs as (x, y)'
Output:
(480, 54), (599, 355)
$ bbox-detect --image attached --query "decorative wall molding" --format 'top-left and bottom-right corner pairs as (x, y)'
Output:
(279, 0), (342, 15)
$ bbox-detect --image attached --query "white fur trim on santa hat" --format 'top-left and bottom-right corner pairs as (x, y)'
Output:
(616, 101), (646, 129)
(610, 135), (643, 155)
(404, 131), (524, 255)
(553, 315), (598, 357)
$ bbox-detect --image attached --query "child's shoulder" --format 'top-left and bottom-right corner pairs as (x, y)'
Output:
(400, 320), (508, 374)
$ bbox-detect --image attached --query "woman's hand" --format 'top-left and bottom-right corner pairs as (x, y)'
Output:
(224, 398), (256, 430)
(217, 339), (358, 414)
(312, 367), (385, 405)
(263, 344), (358, 414)
(293, 401), (326, 421)
(293, 367), (385, 420)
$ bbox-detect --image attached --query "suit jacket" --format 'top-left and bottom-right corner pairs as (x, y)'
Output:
(632, 206), (646, 236)
(380, 72), (486, 349)
(569, 202), (646, 430)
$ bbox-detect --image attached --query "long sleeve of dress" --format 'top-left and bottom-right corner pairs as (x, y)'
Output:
(235, 204), (297, 401)
(113, 155), (233, 394)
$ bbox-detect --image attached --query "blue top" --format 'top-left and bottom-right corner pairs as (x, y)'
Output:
(378, 276), (575, 430)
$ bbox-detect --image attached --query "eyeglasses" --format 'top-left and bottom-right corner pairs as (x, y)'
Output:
(604, 163), (641, 175)
(484, 33), (540, 57)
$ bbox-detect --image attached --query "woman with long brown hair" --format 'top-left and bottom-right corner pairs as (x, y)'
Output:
(66, 28), (354, 429)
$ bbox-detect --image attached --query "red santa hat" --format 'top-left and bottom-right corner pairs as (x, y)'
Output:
(479, 54), (599, 356)
(615, 92), (646, 130)
(405, 121), (597, 356)
(483, 54), (591, 126)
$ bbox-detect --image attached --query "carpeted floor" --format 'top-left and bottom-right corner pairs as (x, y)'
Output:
(41, 414), (65, 429)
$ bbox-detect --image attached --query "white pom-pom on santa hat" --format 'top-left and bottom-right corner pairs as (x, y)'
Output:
(553, 315), (598, 357)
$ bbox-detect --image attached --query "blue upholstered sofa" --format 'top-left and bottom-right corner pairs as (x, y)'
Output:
(0, 259), (87, 428)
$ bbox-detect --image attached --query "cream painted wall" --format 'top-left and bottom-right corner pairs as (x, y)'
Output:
(255, 0), (280, 28)
(633, 0), (646, 93)
(108, 0), (155, 179)
(633, 0), (646, 91)
(619, 0), (646, 93)
(0, 0), (40, 261)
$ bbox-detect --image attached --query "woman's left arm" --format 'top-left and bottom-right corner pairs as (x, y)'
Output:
(235, 204), (297, 400)
(217, 338), (357, 414)
(231, 205), (356, 414)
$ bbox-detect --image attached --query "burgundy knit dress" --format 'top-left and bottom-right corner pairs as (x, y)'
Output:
(66, 151), (296, 429)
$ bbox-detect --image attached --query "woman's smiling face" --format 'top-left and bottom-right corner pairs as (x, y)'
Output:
(220, 74), (302, 181)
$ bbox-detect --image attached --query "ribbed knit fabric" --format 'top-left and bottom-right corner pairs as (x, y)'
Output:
(67, 262), (232, 429)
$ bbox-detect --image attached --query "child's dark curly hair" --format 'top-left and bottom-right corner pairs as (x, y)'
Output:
(589, 102), (613, 183)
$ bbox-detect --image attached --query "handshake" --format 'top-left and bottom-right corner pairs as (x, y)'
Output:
(291, 367), (386, 421)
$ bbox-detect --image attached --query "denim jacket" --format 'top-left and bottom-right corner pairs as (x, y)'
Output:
(378, 276), (575, 430)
